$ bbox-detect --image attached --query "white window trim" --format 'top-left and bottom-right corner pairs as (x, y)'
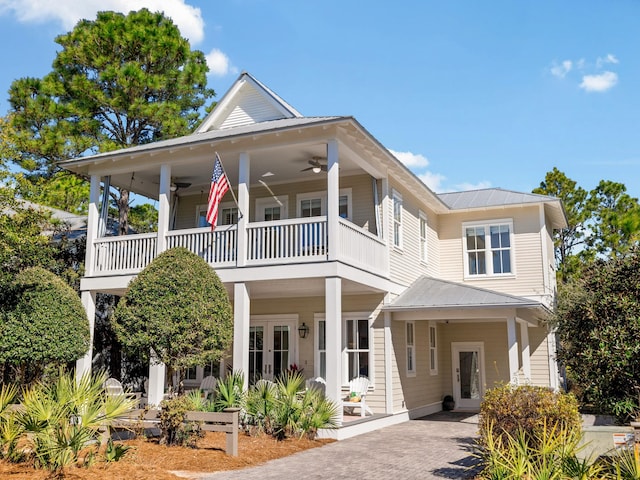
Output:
(255, 195), (289, 221)
(342, 312), (373, 385)
(196, 201), (237, 227)
(314, 313), (326, 379)
(296, 189), (352, 221)
(406, 321), (416, 377)
(392, 189), (403, 250)
(429, 321), (438, 376)
(314, 312), (373, 387)
(419, 210), (428, 264)
(462, 218), (516, 279)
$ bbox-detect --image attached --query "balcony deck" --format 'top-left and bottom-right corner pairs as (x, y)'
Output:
(90, 217), (388, 279)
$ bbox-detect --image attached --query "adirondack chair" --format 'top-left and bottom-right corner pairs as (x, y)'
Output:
(343, 376), (373, 417)
(200, 375), (218, 398)
(104, 378), (141, 405)
(305, 377), (326, 395)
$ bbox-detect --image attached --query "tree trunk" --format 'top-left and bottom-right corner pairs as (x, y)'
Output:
(117, 188), (129, 236)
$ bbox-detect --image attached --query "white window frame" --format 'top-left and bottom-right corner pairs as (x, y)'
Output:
(314, 314), (326, 380)
(296, 189), (352, 221)
(196, 201), (238, 227)
(255, 196), (289, 221)
(343, 313), (372, 384)
(429, 321), (438, 376)
(392, 190), (403, 249)
(419, 211), (428, 264)
(462, 219), (515, 278)
(406, 321), (416, 377)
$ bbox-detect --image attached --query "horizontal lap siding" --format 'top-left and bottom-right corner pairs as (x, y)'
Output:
(437, 206), (545, 298)
(529, 326), (550, 386)
(174, 174), (376, 230)
(219, 88), (284, 129)
(391, 320), (444, 411)
(387, 182), (432, 286)
(440, 322), (511, 395)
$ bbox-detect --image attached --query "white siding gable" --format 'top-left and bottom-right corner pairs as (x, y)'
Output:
(219, 86), (286, 129)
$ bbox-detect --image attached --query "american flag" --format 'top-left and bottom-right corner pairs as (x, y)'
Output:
(206, 153), (230, 229)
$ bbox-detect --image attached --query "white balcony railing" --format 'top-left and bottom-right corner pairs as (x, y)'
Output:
(89, 217), (387, 277)
(247, 217), (327, 264)
(167, 226), (237, 266)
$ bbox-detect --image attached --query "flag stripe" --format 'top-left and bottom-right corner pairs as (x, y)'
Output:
(206, 153), (230, 229)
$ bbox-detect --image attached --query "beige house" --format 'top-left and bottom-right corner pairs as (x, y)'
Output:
(61, 72), (566, 438)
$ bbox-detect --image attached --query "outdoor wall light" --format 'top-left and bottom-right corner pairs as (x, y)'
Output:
(298, 322), (309, 339)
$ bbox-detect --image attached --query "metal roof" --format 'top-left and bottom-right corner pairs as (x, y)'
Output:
(384, 276), (543, 311)
(438, 188), (560, 210)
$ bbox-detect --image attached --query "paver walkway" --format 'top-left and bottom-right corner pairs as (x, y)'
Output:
(194, 412), (482, 480)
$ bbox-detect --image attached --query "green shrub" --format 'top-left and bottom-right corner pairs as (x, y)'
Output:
(213, 371), (245, 412)
(159, 395), (205, 447)
(479, 384), (581, 449)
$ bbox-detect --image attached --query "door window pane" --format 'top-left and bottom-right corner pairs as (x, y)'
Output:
(459, 351), (480, 400)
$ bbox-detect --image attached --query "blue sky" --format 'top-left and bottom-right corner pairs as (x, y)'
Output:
(1, 0), (639, 197)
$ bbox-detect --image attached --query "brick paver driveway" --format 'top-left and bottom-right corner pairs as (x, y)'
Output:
(196, 411), (481, 480)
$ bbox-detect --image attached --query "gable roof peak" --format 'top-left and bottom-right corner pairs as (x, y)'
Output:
(196, 72), (302, 133)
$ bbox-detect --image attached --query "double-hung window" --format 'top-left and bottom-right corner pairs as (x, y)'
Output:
(392, 190), (403, 248)
(463, 220), (514, 277)
(345, 318), (369, 381)
(419, 211), (428, 263)
(406, 322), (415, 376)
(429, 322), (438, 375)
(197, 203), (238, 227)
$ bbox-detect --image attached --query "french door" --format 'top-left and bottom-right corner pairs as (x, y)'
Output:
(248, 318), (297, 382)
(451, 342), (485, 410)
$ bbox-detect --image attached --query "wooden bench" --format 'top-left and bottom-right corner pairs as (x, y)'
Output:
(185, 408), (240, 456)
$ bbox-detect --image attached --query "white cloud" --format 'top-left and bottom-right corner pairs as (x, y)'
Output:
(418, 172), (447, 193)
(596, 53), (619, 68)
(579, 71), (618, 92)
(454, 181), (492, 191)
(205, 48), (237, 77)
(550, 60), (572, 79)
(389, 149), (429, 169)
(0, 0), (205, 44)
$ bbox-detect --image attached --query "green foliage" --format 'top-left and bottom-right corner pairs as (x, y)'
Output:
(113, 247), (233, 389)
(244, 372), (339, 440)
(555, 250), (640, 420)
(104, 437), (132, 462)
(6, 8), (215, 232)
(214, 371), (246, 412)
(476, 421), (599, 480)
(479, 384), (581, 449)
(14, 170), (90, 215)
(0, 267), (90, 384)
(159, 395), (203, 447)
(129, 202), (158, 233)
(7, 370), (135, 472)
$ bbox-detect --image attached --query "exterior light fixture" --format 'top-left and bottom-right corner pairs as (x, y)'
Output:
(298, 322), (309, 339)
(312, 166), (322, 174)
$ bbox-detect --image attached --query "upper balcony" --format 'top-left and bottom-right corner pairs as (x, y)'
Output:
(89, 216), (388, 279)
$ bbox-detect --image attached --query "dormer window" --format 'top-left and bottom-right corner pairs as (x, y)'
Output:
(463, 220), (514, 277)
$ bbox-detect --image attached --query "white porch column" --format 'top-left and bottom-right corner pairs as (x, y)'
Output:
(233, 282), (250, 389)
(507, 316), (519, 383)
(237, 153), (250, 267)
(147, 164), (171, 402)
(147, 352), (166, 407)
(75, 291), (96, 381)
(519, 321), (531, 381)
(384, 310), (394, 414)
(547, 331), (560, 390)
(325, 276), (343, 423)
(84, 175), (101, 276)
(326, 140), (339, 261)
(157, 164), (171, 254)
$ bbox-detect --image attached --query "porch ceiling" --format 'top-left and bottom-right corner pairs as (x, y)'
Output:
(60, 118), (389, 201)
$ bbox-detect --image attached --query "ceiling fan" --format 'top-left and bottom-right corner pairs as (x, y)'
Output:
(300, 156), (327, 173)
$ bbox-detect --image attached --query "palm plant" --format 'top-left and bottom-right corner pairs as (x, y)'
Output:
(15, 370), (135, 471)
(214, 371), (245, 412)
(244, 379), (277, 434)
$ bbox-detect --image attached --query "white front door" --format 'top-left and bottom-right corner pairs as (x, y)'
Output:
(249, 319), (297, 382)
(451, 342), (485, 410)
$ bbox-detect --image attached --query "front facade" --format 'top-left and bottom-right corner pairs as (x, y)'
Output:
(61, 73), (566, 433)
